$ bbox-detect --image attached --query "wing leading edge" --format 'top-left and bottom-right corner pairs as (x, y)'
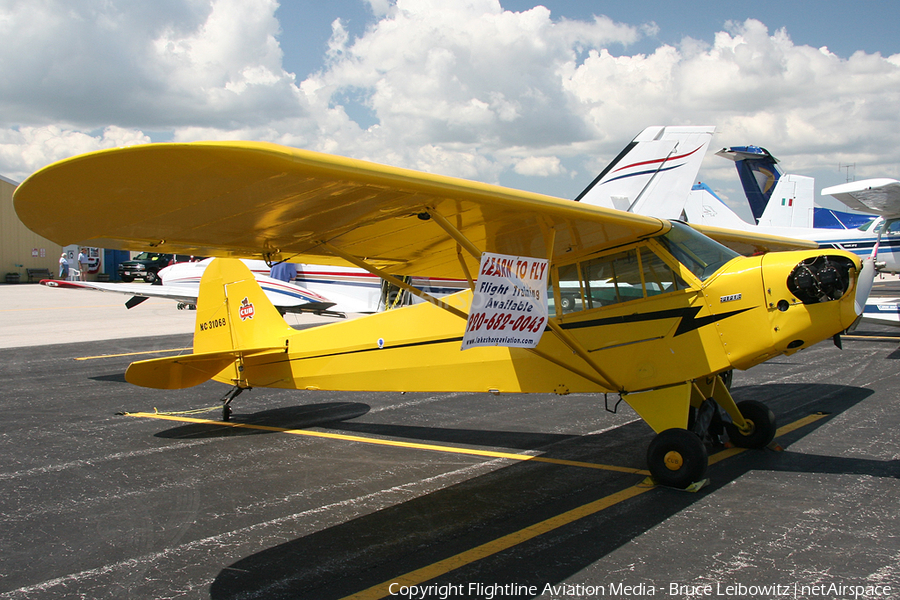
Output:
(15, 141), (813, 276)
(14, 142), (669, 280)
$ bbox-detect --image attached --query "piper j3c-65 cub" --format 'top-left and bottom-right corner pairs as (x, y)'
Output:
(13, 142), (874, 489)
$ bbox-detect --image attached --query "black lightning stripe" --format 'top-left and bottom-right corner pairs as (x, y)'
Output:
(558, 306), (752, 337)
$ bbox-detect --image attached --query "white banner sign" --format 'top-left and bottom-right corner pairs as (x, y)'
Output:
(462, 253), (549, 350)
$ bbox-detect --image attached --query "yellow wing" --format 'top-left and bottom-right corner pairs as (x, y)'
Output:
(691, 223), (818, 255)
(13, 141), (809, 278)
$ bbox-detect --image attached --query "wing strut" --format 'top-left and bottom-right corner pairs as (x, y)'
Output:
(423, 209), (480, 290)
(320, 241), (469, 320)
(424, 209), (482, 259)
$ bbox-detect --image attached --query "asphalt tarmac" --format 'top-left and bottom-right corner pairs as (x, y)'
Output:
(1, 281), (899, 599)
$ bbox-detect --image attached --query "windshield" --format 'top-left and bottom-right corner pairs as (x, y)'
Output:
(857, 218), (879, 232)
(657, 221), (740, 281)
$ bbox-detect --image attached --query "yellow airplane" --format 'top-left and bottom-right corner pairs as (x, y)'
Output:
(13, 142), (872, 488)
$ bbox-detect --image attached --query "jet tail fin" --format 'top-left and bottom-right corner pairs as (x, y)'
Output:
(576, 125), (715, 219)
(125, 258), (295, 389)
(716, 146), (785, 223)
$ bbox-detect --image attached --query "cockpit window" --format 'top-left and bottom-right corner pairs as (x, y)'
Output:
(554, 245), (687, 314)
(657, 221), (740, 281)
(857, 218), (877, 232)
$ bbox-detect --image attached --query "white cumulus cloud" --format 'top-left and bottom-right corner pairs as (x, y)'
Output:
(1, 1), (899, 197)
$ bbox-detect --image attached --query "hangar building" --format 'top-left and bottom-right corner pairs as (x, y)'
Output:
(1, 174), (63, 283)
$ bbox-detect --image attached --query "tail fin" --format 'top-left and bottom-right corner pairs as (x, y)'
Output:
(192, 258), (295, 354)
(576, 125), (715, 219)
(125, 259), (294, 389)
(683, 183), (753, 228)
(756, 174), (815, 228)
(715, 146), (784, 223)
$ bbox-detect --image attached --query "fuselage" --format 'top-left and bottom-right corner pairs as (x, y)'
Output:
(220, 223), (863, 395)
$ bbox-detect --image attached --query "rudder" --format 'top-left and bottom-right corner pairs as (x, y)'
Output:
(193, 258), (295, 354)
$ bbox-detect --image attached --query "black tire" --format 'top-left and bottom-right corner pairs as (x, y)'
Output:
(725, 400), (776, 448)
(719, 370), (734, 389)
(121, 275), (134, 283)
(647, 429), (708, 489)
(144, 272), (158, 284)
(560, 295), (575, 311)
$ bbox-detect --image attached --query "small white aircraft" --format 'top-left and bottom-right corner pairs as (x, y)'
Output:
(41, 257), (341, 316)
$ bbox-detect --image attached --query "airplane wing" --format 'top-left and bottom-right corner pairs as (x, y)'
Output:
(40, 275), (338, 315)
(823, 178), (900, 218)
(14, 141), (810, 278)
(41, 279), (196, 304)
(688, 222), (818, 255)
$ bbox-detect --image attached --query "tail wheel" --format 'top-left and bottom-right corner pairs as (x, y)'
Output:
(725, 400), (776, 448)
(647, 429), (708, 489)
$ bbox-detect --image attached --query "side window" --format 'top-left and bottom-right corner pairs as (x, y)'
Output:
(582, 249), (643, 307)
(556, 245), (688, 314)
(640, 247), (686, 296)
(556, 263), (582, 313)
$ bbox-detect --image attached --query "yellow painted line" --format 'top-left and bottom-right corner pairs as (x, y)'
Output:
(340, 485), (651, 600)
(338, 412), (831, 600)
(773, 412), (829, 436)
(708, 412), (829, 465)
(124, 412), (649, 476)
(75, 348), (191, 361)
(123, 410), (827, 600)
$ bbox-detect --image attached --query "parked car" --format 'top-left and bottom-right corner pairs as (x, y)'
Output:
(117, 252), (194, 283)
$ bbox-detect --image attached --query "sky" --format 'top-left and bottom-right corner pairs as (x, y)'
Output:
(2, 0), (899, 219)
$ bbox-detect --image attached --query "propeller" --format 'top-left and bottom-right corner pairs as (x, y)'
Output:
(853, 219), (884, 316)
(854, 255), (876, 316)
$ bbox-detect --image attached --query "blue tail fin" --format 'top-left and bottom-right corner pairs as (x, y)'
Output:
(715, 146), (783, 222)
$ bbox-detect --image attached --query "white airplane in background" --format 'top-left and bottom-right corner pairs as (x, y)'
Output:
(43, 257), (469, 316)
(43, 258), (342, 316)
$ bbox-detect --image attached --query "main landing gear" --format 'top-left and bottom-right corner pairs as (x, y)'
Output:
(631, 375), (778, 490)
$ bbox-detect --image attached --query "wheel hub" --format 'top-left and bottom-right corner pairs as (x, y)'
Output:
(664, 450), (684, 471)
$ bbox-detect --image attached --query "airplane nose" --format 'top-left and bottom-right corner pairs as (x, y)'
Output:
(787, 255), (854, 304)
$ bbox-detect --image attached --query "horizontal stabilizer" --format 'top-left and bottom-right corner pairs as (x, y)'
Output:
(125, 346), (286, 389)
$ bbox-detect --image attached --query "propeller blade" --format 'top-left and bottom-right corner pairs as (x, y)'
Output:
(854, 256), (876, 316)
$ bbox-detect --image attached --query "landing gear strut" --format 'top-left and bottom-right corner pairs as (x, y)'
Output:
(219, 386), (249, 422)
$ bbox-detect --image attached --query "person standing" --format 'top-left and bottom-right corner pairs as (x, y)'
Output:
(58, 253), (69, 279)
(77, 248), (88, 281)
(269, 261), (297, 282)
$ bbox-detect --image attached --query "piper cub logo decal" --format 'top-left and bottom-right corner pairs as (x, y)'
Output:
(720, 293), (742, 303)
(239, 297), (255, 321)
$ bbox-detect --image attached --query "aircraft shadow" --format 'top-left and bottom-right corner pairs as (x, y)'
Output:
(91, 373), (128, 383)
(206, 383), (892, 599)
(153, 403), (372, 439)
